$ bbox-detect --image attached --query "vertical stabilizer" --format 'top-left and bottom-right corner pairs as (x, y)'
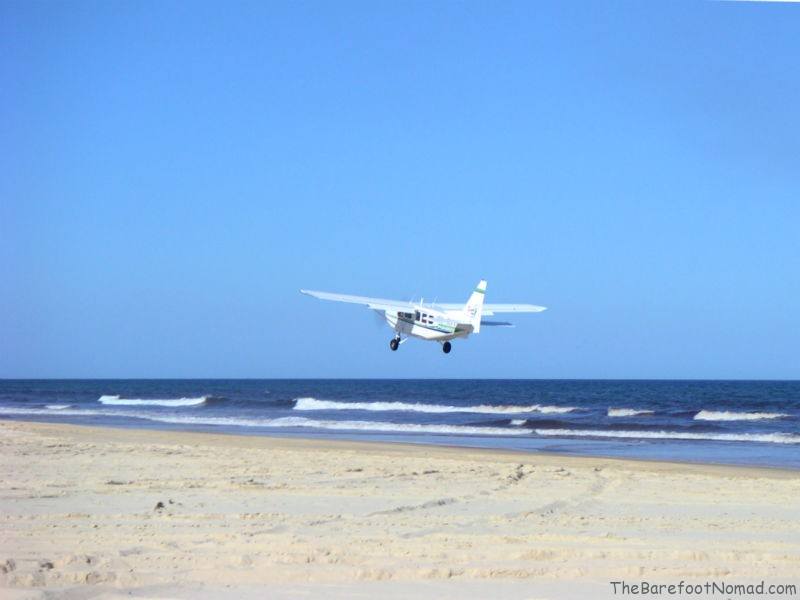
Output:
(465, 280), (487, 333)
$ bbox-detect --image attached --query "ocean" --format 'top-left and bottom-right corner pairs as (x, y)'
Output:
(1, 379), (798, 469)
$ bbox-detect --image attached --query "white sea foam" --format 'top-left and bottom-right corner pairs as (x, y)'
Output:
(293, 397), (575, 415)
(46, 404), (72, 410)
(534, 428), (800, 445)
(0, 407), (105, 417)
(510, 419), (527, 426)
(0, 407), (531, 436)
(98, 395), (207, 407)
(608, 408), (654, 417)
(138, 414), (533, 436)
(694, 410), (790, 422)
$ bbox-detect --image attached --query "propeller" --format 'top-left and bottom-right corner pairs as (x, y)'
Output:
(372, 308), (386, 328)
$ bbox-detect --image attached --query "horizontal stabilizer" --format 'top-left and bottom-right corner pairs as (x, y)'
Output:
(480, 320), (515, 327)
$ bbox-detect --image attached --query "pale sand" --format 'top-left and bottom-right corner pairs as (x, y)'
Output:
(1, 420), (798, 599)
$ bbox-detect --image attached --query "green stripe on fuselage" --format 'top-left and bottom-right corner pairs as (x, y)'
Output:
(396, 315), (455, 334)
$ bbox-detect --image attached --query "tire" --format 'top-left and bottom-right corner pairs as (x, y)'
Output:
(442, 341), (451, 354)
(390, 338), (399, 351)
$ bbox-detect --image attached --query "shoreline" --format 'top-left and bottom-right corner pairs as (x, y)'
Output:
(2, 419), (799, 597)
(2, 415), (799, 473)
(2, 418), (799, 476)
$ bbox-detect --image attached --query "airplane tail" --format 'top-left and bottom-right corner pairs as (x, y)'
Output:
(464, 280), (487, 334)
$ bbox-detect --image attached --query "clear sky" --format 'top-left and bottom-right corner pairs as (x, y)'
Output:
(2, 1), (798, 379)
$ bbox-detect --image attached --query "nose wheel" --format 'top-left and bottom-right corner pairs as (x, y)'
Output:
(389, 337), (399, 351)
(442, 341), (452, 354)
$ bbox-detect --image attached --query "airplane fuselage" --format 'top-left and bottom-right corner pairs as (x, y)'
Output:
(385, 308), (471, 342)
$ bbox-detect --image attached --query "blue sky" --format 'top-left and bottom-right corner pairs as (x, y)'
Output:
(2, 1), (798, 379)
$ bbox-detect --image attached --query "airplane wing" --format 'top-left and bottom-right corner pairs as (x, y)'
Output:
(439, 303), (547, 316)
(301, 290), (547, 317)
(300, 289), (412, 312)
(482, 303), (547, 316)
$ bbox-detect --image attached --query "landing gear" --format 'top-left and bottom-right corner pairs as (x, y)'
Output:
(389, 337), (399, 351)
(442, 341), (452, 354)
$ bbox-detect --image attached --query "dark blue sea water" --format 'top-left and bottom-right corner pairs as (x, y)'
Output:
(1, 380), (798, 469)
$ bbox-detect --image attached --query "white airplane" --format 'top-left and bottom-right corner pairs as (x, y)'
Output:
(300, 280), (546, 354)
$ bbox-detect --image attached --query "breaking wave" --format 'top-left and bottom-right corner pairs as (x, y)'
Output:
(534, 428), (800, 445)
(46, 404), (72, 410)
(608, 408), (654, 417)
(293, 397), (576, 415)
(98, 395), (208, 407)
(694, 410), (790, 422)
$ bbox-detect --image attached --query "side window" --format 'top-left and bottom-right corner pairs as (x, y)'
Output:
(415, 311), (420, 321)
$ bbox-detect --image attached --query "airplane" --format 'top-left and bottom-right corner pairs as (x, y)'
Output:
(300, 280), (546, 354)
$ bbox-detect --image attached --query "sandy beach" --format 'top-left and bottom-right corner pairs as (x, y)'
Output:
(1, 420), (798, 599)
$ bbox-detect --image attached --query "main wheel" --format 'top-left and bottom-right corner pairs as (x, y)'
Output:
(389, 338), (399, 351)
(442, 341), (452, 354)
